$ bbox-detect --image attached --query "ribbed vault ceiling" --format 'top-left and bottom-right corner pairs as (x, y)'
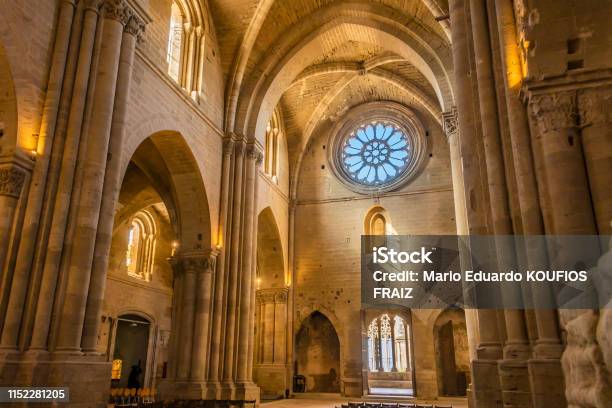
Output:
(206, 0), (453, 185)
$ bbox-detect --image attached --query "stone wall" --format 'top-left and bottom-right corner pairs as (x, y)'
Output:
(293, 108), (456, 397)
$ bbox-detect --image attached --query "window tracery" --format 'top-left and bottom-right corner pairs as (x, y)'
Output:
(264, 109), (283, 183)
(328, 102), (427, 194)
(165, 0), (207, 101)
(125, 210), (157, 282)
(342, 122), (412, 187)
(366, 313), (412, 373)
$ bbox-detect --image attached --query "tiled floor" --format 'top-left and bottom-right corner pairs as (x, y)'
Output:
(262, 395), (467, 408)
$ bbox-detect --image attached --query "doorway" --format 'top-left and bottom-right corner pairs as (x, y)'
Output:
(111, 314), (151, 388)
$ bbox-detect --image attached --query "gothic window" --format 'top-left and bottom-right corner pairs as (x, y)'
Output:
(264, 109), (282, 183)
(367, 313), (412, 373)
(125, 210), (157, 282)
(167, 2), (183, 82)
(342, 122), (412, 187)
(165, 1), (206, 100)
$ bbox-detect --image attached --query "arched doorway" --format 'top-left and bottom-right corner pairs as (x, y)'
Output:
(295, 311), (341, 393)
(111, 314), (152, 388)
(434, 308), (469, 397)
(254, 207), (288, 399)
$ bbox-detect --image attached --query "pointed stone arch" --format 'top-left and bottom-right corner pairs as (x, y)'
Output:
(295, 310), (342, 393)
(120, 131), (212, 253)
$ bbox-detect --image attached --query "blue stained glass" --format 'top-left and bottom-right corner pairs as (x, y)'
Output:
(341, 121), (413, 187)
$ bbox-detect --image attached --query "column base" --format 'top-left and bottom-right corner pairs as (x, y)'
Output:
(0, 351), (111, 408)
(527, 359), (566, 408)
(498, 359), (533, 408)
(471, 359), (503, 408)
(254, 363), (288, 399)
(158, 379), (260, 405)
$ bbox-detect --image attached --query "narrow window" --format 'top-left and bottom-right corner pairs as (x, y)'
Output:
(167, 2), (183, 82)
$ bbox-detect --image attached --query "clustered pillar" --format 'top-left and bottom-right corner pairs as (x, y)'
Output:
(0, 1), (146, 406)
(162, 251), (217, 398)
(446, 0), (608, 407)
(160, 135), (263, 403)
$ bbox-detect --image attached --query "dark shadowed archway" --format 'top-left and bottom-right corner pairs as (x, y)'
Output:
(295, 311), (341, 393)
(433, 308), (469, 397)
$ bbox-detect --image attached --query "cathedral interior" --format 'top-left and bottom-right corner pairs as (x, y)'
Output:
(0, 0), (610, 407)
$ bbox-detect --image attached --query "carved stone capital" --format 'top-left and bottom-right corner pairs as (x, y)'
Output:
(256, 287), (288, 304)
(0, 166), (26, 198)
(246, 143), (264, 166)
(529, 91), (577, 134)
(125, 12), (146, 42)
(234, 140), (246, 157)
(442, 107), (458, 139)
(222, 138), (235, 156)
(169, 250), (218, 276)
(578, 88), (612, 126)
(102, 0), (128, 24)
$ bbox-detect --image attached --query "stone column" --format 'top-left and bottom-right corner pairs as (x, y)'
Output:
(0, 166), (26, 274)
(207, 137), (234, 388)
(470, 1), (532, 406)
(492, 1), (567, 406)
(578, 88), (612, 235)
(390, 317), (397, 372)
(0, 0), (76, 352)
(236, 144), (261, 383)
(28, 0), (102, 352)
(450, 1), (503, 406)
(191, 251), (218, 382)
(81, 10), (145, 353)
(177, 262), (196, 380)
(55, 0), (128, 352)
(376, 318), (383, 371)
(247, 150), (263, 383)
(262, 292), (275, 364)
(528, 91), (597, 236)
(222, 139), (245, 384)
(273, 290), (288, 365)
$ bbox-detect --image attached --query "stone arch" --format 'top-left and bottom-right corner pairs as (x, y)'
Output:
(232, 3), (454, 143)
(295, 311), (342, 393)
(433, 308), (469, 397)
(364, 205), (393, 236)
(120, 130), (212, 253)
(257, 206), (285, 288)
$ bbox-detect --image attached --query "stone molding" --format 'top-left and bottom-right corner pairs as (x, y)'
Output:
(256, 287), (288, 304)
(442, 106), (458, 138)
(578, 88), (612, 126)
(0, 166), (26, 198)
(529, 91), (577, 134)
